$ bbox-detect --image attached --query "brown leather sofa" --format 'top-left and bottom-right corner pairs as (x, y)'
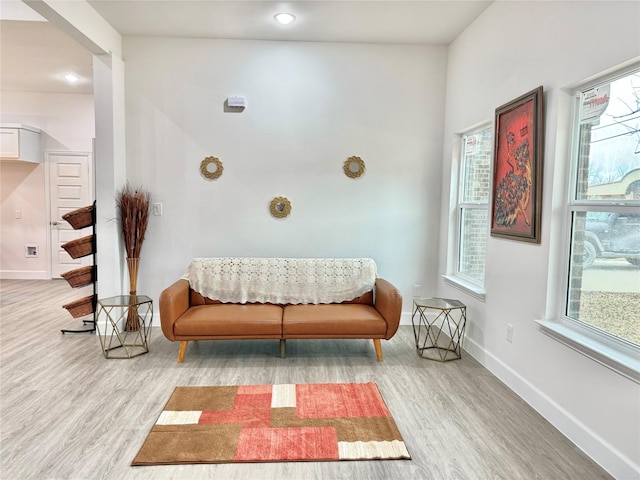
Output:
(159, 276), (402, 363)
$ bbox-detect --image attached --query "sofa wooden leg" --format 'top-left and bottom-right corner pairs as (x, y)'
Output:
(373, 339), (383, 362)
(177, 340), (188, 363)
(280, 339), (286, 359)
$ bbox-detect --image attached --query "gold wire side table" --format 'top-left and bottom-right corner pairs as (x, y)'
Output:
(96, 295), (152, 359)
(412, 297), (467, 361)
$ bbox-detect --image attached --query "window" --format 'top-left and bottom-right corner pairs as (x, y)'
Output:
(565, 67), (640, 349)
(454, 125), (492, 290)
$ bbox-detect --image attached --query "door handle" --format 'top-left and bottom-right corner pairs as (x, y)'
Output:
(51, 221), (59, 226)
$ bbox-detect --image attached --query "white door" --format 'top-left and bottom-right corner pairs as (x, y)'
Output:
(47, 152), (93, 278)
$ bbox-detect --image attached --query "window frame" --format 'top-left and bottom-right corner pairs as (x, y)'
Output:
(444, 122), (492, 301)
(537, 62), (640, 383)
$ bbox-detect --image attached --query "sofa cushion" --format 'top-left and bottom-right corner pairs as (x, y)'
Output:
(339, 290), (373, 305)
(282, 304), (387, 337)
(174, 304), (283, 337)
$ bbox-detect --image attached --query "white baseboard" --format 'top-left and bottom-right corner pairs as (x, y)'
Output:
(400, 311), (413, 325)
(464, 337), (639, 480)
(0, 270), (49, 280)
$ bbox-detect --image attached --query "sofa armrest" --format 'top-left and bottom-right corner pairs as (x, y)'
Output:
(374, 278), (403, 339)
(159, 279), (190, 341)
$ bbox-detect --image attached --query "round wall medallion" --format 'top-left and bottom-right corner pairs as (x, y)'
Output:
(343, 156), (365, 178)
(200, 156), (224, 179)
(270, 196), (292, 218)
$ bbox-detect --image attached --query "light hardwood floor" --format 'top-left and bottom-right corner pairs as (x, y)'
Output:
(0, 279), (612, 480)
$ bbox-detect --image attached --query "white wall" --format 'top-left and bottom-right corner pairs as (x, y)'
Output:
(438, 2), (640, 478)
(0, 92), (94, 278)
(123, 37), (447, 319)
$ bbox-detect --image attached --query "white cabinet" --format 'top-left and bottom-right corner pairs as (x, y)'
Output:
(0, 125), (42, 163)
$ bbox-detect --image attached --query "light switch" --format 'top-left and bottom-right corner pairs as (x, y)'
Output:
(153, 203), (163, 216)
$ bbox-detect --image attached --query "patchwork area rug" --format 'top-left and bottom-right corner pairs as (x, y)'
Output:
(132, 382), (411, 465)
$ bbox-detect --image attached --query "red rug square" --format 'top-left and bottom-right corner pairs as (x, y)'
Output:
(296, 382), (391, 418)
(199, 391), (272, 427)
(234, 427), (339, 461)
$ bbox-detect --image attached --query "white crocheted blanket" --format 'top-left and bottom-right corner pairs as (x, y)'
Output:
(182, 257), (377, 305)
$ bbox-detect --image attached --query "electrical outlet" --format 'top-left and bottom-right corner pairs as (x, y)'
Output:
(506, 323), (513, 343)
(413, 285), (421, 297)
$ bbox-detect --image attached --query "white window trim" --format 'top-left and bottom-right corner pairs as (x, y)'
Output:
(540, 60), (640, 384)
(536, 319), (640, 383)
(442, 274), (486, 301)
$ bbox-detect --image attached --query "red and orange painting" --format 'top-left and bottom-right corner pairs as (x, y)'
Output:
(491, 87), (543, 243)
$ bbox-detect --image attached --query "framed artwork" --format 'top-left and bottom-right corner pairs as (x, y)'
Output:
(491, 86), (544, 243)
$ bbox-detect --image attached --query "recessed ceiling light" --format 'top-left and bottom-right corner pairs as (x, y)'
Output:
(64, 73), (80, 84)
(274, 13), (296, 25)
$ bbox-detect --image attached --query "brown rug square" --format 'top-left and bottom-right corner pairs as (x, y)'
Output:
(132, 382), (411, 465)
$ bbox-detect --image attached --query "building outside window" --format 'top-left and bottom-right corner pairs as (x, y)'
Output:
(566, 67), (640, 348)
(456, 125), (492, 287)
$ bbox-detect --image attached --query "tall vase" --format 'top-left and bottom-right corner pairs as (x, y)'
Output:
(125, 257), (140, 331)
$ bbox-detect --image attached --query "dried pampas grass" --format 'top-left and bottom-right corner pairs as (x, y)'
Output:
(117, 183), (151, 331)
(116, 183), (151, 259)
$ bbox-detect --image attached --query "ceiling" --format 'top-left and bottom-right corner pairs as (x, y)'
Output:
(0, 20), (95, 94)
(87, 0), (492, 45)
(0, 0), (492, 95)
